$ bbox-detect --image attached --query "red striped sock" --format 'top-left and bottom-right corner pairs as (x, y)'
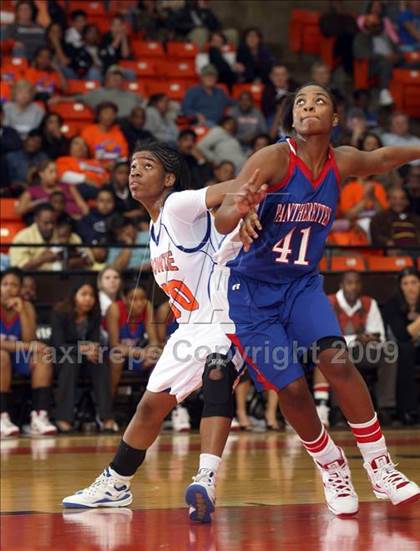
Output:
(313, 383), (330, 403)
(301, 427), (341, 466)
(348, 413), (388, 464)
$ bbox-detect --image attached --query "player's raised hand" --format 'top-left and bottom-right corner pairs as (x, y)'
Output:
(239, 208), (262, 252)
(233, 169), (267, 216)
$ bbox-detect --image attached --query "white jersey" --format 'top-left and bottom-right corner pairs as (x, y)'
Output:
(149, 188), (222, 326)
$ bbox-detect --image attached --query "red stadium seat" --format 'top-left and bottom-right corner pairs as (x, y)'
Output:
(0, 198), (20, 221)
(123, 81), (147, 96)
(353, 59), (371, 89)
(120, 60), (157, 78)
(288, 9), (322, 55)
(50, 101), (94, 122)
(87, 15), (112, 34)
(0, 81), (11, 103)
(1, 57), (28, 82)
(131, 40), (165, 59)
(0, 222), (25, 252)
(330, 256), (366, 272)
(68, 1), (105, 15)
(1, 39), (15, 54)
(66, 80), (101, 95)
(163, 60), (197, 79)
(145, 81), (188, 101)
(61, 121), (84, 138)
(232, 83), (264, 104)
(167, 41), (199, 59)
(390, 69), (420, 117)
(319, 257), (328, 271)
(366, 256), (414, 272)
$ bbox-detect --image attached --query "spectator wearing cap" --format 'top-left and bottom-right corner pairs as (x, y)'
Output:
(120, 106), (155, 156)
(182, 64), (233, 126)
(382, 112), (420, 165)
(6, 129), (48, 191)
(370, 187), (420, 248)
(50, 66), (144, 119)
(197, 116), (246, 172)
(144, 94), (179, 146)
(177, 129), (214, 190)
(229, 91), (267, 151)
(3, 80), (44, 139)
(81, 102), (128, 170)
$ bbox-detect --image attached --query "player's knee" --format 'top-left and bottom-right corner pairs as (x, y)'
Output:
(318, 346), (354, 382)
(279, 378), (309, 403)
(202, 353), (237, 418)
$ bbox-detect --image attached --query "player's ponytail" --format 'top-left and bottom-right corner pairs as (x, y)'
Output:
(133, 140), (191, 191)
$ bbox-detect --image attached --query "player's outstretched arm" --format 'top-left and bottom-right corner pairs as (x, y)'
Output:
(335, 145), (420, 179)
(214, 145), (288, 234)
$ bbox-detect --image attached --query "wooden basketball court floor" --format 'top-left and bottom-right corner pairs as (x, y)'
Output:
(1, 429), (419, 551)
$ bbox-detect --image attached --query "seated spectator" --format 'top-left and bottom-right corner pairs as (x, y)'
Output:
(64, 9), (87, 49)
(404, 165), (420, 214)
(261, 64), (295, 124)
(106, 283), (160, 395)
(383, 267), (420, 425)
(51, 66), (144, 119)
(0, 268), (56, 438)
(314, 271), (396, 427)
(6, 129), (48, 195)
(397, 0), (420, 51)
(55, 215), (95, 270)
(52, 280), (115, 433)
(357, 131), (383, 152)
(339, 175), (389, 235)
(311, 60), (333, 89)
(342, 107), (369, 147)
(144, 94), (179, 145)
(107, 215), (151, 272)
(155, 300), (178, 345)
(382, 112), (420, 164)
(234, 373), (282, 430)
(9, 204), (58, 270)
(49, 190), (67, 220)
(1, 0), (46, 60)
(0, 105), (22, 196)
(81, 102), (128, 169)
(80, 24), (104, 80)
(182, 64), (233, 126)
(26, 46), (67, 100)
(133, 0), (171, 41)
(21, 274), (37, 302)
(229, 91), (267, 150)
(213, 160), (235, 183)
(236, 27), (274, 84)
(104, 161), (144, 218)
(38, 112), (69, 160)
(99, 14), (131, 74)
(168, 0), (224, 48)
(353, 9), (401, 106)
(197, 116), (246, 172)
(77, 188), (117, 263)
(97, 266), (123, 319)
(56, 136), (110, 199)
(250, 133), (273, 154)
(3, 80), (44, 139)
(120, 107), (155, 156)
(177, 129), (214, 189)
(370, 187), (420, 248)
(208, 31), (237, 91)
(16, 159), (88, 220)
(46, 22), (72, 77)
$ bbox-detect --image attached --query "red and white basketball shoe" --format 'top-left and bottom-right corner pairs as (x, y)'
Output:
(364, 454), (420, 506)
(315, 448), (359, 517)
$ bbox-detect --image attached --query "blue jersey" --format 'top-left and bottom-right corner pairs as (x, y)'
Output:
(117, 300), (146, 347)
(216, 138), (340, 284)
(0, 312), (22, 343)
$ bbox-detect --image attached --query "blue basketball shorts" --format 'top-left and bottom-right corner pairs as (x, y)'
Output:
(210, 267), (342, 391)
(11, 353), (31, 376)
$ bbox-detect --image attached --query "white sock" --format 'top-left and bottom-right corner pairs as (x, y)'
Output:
(301, 427), (342, 466)
(199, 453), (221, 474)
(348, 414), (388, 465)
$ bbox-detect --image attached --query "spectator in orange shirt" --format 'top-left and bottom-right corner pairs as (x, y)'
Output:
(81, 102), (128, 170)
(26, 46), (67, 100)
(56, 136), (110, 199)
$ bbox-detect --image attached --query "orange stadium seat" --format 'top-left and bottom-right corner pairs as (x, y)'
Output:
(1, 81), (11, 103)
(319, 257), (328, 271)
(146, 81), (188, 101)
(353, 59), (371, 89)
(131, 40), (165, 59)
(232, 83), (263, 104)
(50, 101), (94, 122)
(366, 256), (414, 271)
(390, 69), (420, 117)
(167, 41), (199, 59)
(120, 60), (157, 78)
(68, 1), (105, 15)
(163, 60), (197, 80)
(0, 198), (20, 221)
(0, 222), (25, 252)
(289, 10), (322, 55)
(66, 80), (101, 95)
(87, 15), (112, 34)
(330, 256), (366, 272)
(1, 57), (28, 82)
(108, 0), (138, 15)
(124, 81), (147, 96)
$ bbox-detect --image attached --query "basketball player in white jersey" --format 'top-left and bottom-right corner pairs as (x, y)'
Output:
(62, 142), (244, 523)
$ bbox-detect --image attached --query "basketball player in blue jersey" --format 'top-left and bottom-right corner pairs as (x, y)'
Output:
(0, 268), (57, 437)
(212, 83), (420, 516)
(63, 142), (249, 523)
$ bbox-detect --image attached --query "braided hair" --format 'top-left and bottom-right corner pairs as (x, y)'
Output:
(133, 140), (191, 191)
